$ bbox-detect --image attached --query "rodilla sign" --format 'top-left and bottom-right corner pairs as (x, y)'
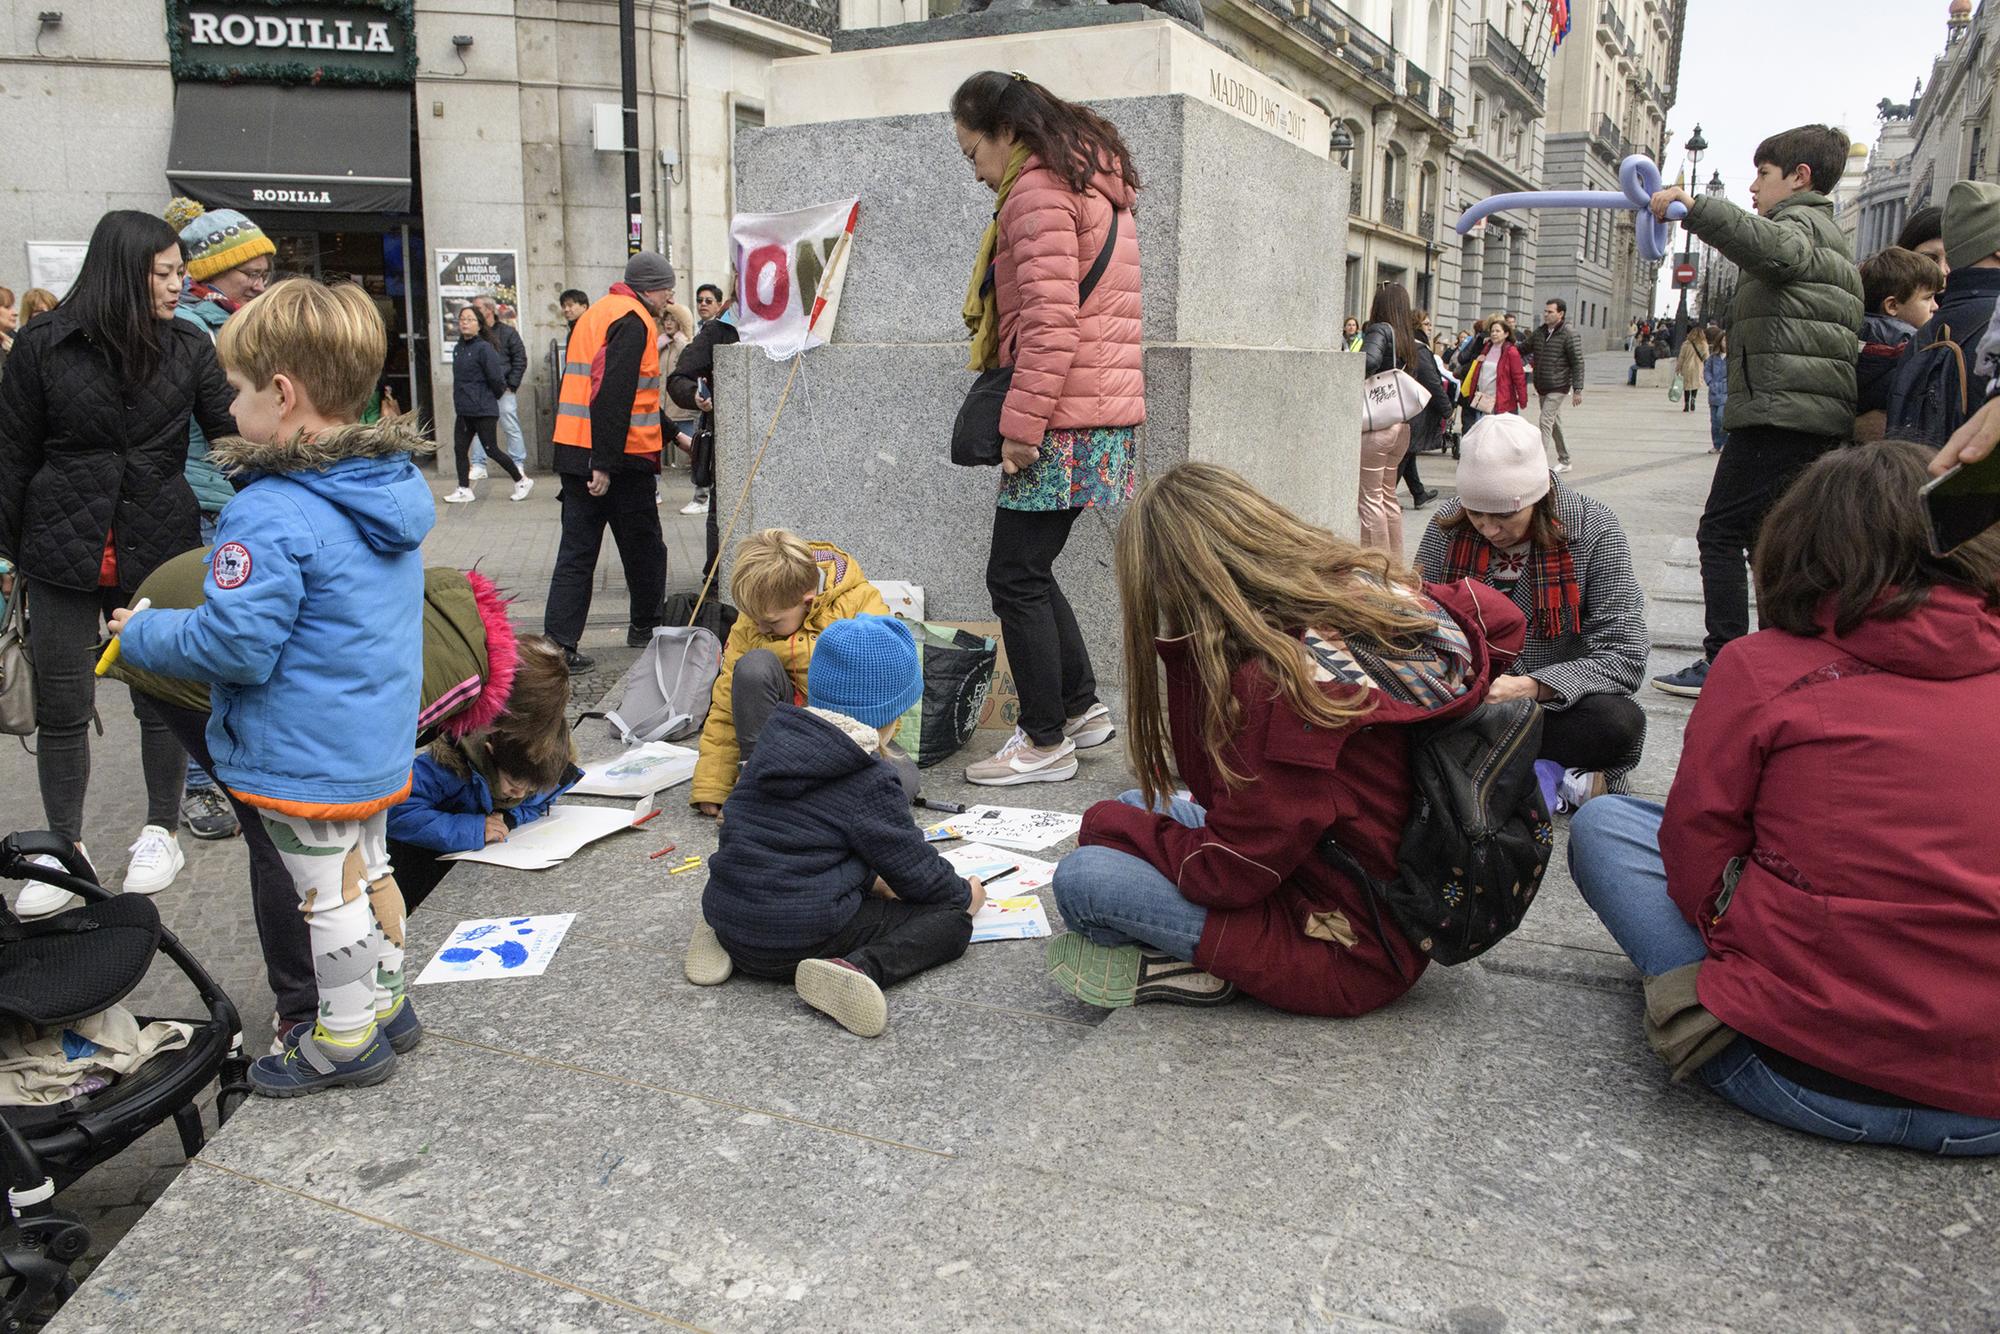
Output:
(167, 1), (416, 86)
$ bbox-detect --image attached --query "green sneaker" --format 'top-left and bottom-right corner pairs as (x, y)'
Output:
(1048, 934), (1239, 1009)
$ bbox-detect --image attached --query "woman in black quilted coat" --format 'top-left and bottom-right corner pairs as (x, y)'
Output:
(0, 210), (237, 911)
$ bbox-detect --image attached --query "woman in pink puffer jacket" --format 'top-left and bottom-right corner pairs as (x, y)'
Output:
(952, 71), (1145, 788)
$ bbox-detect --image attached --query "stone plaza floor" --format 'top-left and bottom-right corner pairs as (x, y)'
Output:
(12, 368), (1999, 1331)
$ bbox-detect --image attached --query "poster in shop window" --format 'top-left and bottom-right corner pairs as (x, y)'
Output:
(435, 249), (519, 360)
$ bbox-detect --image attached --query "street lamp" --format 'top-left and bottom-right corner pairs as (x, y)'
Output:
(1671, 123), (1708, 346)
(1699, 170), (1725, 323)
(1329, 121), (1354, 169)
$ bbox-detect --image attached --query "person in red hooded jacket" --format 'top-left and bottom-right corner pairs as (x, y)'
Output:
(1569, 441), (2000, 1154)
(951, 71), (1145, 790)
(1044, 463), (1526, 1015)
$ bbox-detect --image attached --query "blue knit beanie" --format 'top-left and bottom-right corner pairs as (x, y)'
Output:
(806, 616), (924, 729)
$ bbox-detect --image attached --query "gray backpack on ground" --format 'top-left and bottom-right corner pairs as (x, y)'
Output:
(588, 626), (723, 744)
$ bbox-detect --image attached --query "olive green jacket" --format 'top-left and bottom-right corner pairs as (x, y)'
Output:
(1685, 190), (1864, 438)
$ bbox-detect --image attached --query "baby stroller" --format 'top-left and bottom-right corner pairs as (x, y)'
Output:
(0, 832), (248, 1328)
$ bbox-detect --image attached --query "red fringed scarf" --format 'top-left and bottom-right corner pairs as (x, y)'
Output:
(1442, 526), (1582, 639)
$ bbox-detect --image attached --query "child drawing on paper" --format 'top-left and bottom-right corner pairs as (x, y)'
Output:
(684, 618), (986, 1038)
(387, 637), (580, 907)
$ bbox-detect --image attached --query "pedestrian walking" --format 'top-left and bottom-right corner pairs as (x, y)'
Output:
(1703, 327), (1728, 452)
(545, 253), (676, 671)
(0, 210), (237, 913)
(164, 197), (280, 843)
(667, 284), (738, 571)
(1647, 125), (1863, 698)
(470, 294), (530, 479)
(444, 305), (529, 505)
(1401, 309), (1445, 509)
(1675, 326), (1708, 414)
(1358, 282), (1420, 550)
(1525, 297), (1584, 472)
(1463, 313), (1527, 427)
(949, 69), (1142, 787)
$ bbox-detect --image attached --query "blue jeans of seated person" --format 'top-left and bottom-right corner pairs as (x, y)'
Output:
(1568, 796), (2000, 1156)
(1051, 790), (1209, 962)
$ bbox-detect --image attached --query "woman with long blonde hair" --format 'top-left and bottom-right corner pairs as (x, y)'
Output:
(1046, 463), (1527, 1014)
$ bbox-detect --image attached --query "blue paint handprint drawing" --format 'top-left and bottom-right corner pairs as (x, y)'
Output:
(1457, 155), (1689, 262)
(440, 918), (539, 968)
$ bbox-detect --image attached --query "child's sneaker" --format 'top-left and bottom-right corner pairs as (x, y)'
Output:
(794, 958), (887, 1037)
(965, 728), (1078, 787)
(1556, 768), (1608, 814)
(685, 922), (734, 986)
(1062, 702), (1116, 750)
(375, 996), (424, 1053)
(1047, 934), (1238, 1008)
(121, 826), (184, 896)
(443, 487), (476, 504)
(249, 1024), (397, 1097)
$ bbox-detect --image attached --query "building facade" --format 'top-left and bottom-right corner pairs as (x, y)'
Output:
(0, 0), (898, 444)
(1531, 0), (1683, 350)
(1853, 103), (1919, 260)
(1906, 0), (2000, 219)
(1444, 0), (1548, 342)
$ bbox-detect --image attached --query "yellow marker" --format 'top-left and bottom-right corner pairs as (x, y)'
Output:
(667, 856), (705, 876)
(94, 598), (151, 677)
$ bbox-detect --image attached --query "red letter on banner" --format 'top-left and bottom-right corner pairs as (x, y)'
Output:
(744, 245), (791, 320)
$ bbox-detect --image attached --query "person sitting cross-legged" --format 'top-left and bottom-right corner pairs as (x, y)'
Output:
(1567, 441), (2000, 1154)
(1415, 413), (1648, 809)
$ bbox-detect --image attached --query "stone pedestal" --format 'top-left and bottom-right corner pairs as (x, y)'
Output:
(715, 20), (1359, 684)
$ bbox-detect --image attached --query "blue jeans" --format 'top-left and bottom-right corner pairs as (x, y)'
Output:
(1707, 398), (1727, 450)
(1051, 790), (1210, 962)
(1568, 797), (2000, 1155)
(495, 390), (528, 470)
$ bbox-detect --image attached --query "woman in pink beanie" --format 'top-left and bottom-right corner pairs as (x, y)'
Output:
(1413, 413), (1649, 807)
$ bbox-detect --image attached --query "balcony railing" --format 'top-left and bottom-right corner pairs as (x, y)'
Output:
(1598, 1), (1627, 51)
(1253, 0), (1398, 94)
(1437, 87), (1456, 132)
(1472, 22), (1546, 103)
(1592, 112), (1631, 165)
(1419, 209), (1437, 240)
(1383, 196), (1407, 231)
(1404, 60), (1433, 114)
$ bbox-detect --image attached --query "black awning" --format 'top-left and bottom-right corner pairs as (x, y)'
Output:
(167, 83), (412, 215)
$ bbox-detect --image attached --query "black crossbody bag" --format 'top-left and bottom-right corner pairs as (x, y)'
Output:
(951, 209), (1121, 467)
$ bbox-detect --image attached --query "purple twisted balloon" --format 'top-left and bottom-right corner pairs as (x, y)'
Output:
(1455, 155), (1689, 262)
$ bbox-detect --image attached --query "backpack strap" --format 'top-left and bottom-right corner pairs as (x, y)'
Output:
(1079, 208), (1119, 306)
(1315, 835), (1411, 985)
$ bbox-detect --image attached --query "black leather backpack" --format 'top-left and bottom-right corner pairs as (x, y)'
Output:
(1319, 697), (1553, 974)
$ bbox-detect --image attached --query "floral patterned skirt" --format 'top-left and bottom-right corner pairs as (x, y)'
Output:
(996, 426), (1137, 513)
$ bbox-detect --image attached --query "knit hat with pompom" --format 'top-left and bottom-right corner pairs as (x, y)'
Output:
(165, 198), (276, 282)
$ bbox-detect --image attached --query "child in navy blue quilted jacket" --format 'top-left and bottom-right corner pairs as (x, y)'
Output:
(686, 616), (987, 1037)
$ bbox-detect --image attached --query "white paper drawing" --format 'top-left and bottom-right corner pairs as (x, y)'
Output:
(570, 742), (699, 798)
(924, 805), (1082, 852)
(414, 914), (576, 984)
(970, 896), (1052, 943)
(439, 804), (636, 870)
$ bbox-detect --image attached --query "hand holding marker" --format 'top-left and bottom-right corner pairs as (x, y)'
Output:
(95, 598), (150, 677)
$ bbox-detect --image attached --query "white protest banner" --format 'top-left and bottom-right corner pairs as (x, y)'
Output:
(729, 199), (860, 359)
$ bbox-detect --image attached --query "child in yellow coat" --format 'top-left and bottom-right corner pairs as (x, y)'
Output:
(691, 530), (910, 813)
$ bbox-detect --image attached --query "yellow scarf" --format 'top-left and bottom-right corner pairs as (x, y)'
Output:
(963, 142), (1033, 372)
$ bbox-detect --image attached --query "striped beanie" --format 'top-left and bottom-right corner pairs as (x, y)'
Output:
(165, 198), (276, 282)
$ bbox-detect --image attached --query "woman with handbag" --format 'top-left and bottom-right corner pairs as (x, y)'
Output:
(1463, 313), (1528, 430)
(951, 70), (1144, 787)
(1357, 283), (1426, 551)
(1400, 310), (1445, 510)
(0, 210), (237, 914)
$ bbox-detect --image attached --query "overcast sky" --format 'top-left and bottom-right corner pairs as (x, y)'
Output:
(1647, 0), (1955, 310)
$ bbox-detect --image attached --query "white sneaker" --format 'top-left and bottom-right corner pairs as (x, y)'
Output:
(122, 825), (185, 896)
(1557, 768), (1608, 813)
(510, 476), (535, 502)
(443, 487), (477, 504)
(468, 464), (488, 481)
(1063, 702), (1116, 750)
(679, 497), (711, 516)
(14, 850), (82, 918)
(964, 728), (1079, 786)
(1552, 461), (1573, 474)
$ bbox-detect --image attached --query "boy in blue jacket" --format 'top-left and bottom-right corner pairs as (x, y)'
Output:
(685, 617), (987, 1037)
(114, 280), (435, 1097)
(387, 636), (582, 907)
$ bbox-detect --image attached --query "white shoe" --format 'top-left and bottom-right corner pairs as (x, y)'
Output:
(964, 728), (1079, 787)
(510, 476), (535, 502)
(122, 825), (185, 896)
(1063, 702), (1116, 750)
(443, 487), (477, 504)
(1552, 461), (1573, 474)
(468, 465), (488, 481)
(14, 848), (86, 918)
(679, 498), (711, 516)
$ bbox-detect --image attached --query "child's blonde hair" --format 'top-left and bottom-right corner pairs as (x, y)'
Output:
(216, 278), (386, 420)
(731, 529), (820, 618)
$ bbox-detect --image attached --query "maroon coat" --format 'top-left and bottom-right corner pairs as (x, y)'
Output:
(1080, 581), (1526, 1016)
(1662, 586), (2000, 1118)
(1468, 341), (1528, 416)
